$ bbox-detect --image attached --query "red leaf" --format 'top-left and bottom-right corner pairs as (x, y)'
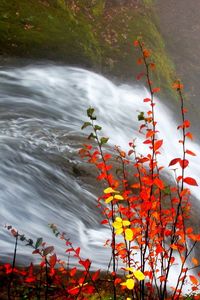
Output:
(185, 149), (196, 156)
(154, 140), (163, 151)
(159, 275), (166, 282)
(152, 87), (160, 93)
(103, 154), (112, 161)
(179, 159), (189, 169)
(177, 176), (183, 182)
(66, 248), (74, 253)
(143, 139), (152, 144)
(101, 219), (108, 225)
(75, 247), (81, 257)
(156, 244), (164, 254)
(183, 120), (190, 128)
(144, 98), (151, 102)
(4, 264), (12, 274)
(183, 177), (198, 186)
(114, 277), (122, 285)
(79, 259), (91, 270)
(128, 150), (134, 156)
(68, 287), (79, 295)
(49, 253), (57, 268)
(92, 269), (100, 281)
(84, 285), (95, 294)
(25, 276), (36, 283)
(169, 158), (181, 167)
(32, 249), (40, 254)
(146, 130), (155, 138)
(70, 267), (77, 277)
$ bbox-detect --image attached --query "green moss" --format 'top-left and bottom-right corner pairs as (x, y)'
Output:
(92, 0), (105, 17)
(0, 0), (175, 98)
(0, 0), (101, 65)
(143, 0), (155, 6)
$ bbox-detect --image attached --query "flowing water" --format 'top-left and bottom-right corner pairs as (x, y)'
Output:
(0, 63), (199, 272)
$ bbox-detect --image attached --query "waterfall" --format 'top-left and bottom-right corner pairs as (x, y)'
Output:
(0, 64), (199, 273)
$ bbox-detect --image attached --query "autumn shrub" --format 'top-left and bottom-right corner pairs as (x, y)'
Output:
(1, 40), (200, 300)
(79, 39), (200, 300)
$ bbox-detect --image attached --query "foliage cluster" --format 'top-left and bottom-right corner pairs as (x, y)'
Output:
(0, 41), (200, 300)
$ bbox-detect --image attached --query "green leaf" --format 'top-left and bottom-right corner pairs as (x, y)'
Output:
(88, 132), (96, 140)
(94, 125), (102, 131)
(87, 107), (95, 118)
(35, 237), (43, 249)
(81, 122), (92, 130)
(138, 112), (145, 121)
(100, 137), (109, 145)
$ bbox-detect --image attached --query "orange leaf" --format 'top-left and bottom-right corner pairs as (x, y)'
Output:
(159, 275), (166, 282)
(49, 253), (57, 268)
(150, 63), (156, 70)
(154, 177), (164, 190)
(154, 140), (163, 151)
(186, 132), (193, 140)
(189, 275), (199, 286)
(143, 49), (151, 58)
(183, 177), (198, 186)
(192, 257), (199, 266)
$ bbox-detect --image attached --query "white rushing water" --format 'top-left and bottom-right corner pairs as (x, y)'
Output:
(0, 64), (199, 279)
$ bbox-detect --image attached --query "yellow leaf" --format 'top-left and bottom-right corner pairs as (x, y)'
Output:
(125, 229), (133, 241)
(115, 228), (123, 235)
(105, 196), (113, 203)
(116, 217), (122, 222)
(126, 274), (133, 279)
(133, 270), (145, 281)
(126, 279), (135, 290)
(112, 221), (122, 229)
(114, 194), (124, 200)
(104, 187), (115, 194)
(125, 267), (134, 272)
(122, 220), (131, 227)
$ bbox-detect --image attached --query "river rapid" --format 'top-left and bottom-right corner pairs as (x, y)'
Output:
(0, 63), (200, 272)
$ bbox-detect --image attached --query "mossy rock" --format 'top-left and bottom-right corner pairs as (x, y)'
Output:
(0, 0), (101, 66)
(0, 0), (175, 98)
